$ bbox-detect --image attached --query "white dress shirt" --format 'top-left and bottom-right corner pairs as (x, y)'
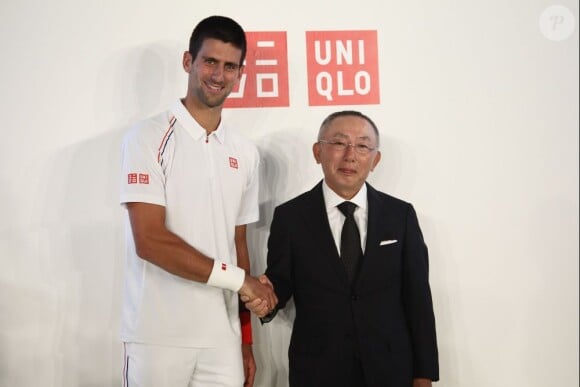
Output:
(322, 180), (368, 255)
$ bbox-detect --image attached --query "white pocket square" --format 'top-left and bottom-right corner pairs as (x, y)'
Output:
(380, 239), (398, 246)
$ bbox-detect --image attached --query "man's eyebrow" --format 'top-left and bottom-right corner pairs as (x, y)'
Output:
(330, 133), (372, 142)
(201, 55), (240, 68)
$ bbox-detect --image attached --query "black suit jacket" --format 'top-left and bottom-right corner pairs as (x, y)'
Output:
(265, 181), (439, 387)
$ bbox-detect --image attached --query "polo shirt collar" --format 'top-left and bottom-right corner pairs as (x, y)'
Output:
(322, 180), (367, 212)
(171, 99), (226, 144)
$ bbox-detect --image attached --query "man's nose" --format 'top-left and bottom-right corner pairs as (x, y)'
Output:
(211, 65), (224, 79)
(343, 144), (356, 159)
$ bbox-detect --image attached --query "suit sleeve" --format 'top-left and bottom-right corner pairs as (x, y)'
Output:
(264, 206), (294, 315)
(402, 204), (439, 381)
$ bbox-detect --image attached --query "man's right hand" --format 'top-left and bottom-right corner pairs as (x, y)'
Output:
(239, 274), (277, 317)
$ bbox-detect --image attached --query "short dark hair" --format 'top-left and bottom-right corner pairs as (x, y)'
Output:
(318, 110), (380, 146)
(188, 15), (247, 66)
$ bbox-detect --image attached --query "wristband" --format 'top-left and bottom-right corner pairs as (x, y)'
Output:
(240, 310), (253, 345)
(206, 260), (245, 292)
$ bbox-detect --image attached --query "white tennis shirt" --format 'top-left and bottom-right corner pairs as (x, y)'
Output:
(119, 100), (260, 347)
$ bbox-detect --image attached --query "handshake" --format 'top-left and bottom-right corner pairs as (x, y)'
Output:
(239, 274), (278, 318)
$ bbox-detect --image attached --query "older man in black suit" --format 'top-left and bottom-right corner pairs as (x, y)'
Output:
(248, 110), (439, 387)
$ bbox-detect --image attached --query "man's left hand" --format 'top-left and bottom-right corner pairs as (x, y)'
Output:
(242, 343), (256, 387)
(413, 378), (432, 387)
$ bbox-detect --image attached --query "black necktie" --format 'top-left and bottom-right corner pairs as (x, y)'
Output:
(338, 201), (362, 283)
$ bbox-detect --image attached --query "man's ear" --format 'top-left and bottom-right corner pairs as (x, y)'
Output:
(182, 51), (192, 72)
(312, 142), (322, 164)
(237, 64), (245, 82)
(370, 151), (381, 171)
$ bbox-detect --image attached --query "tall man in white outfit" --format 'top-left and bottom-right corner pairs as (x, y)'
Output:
(119, 15), (277, 387)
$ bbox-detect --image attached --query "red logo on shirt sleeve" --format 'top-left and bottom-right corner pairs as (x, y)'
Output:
(221, 263), (227, 271)
(128, 173), (138, 184)
(139, 173), (149, 184)
(229, 157), (239, 169)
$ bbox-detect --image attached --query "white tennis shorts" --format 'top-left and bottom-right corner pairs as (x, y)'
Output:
(122, 342), (244, 387)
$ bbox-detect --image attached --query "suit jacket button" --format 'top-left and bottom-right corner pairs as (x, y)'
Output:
(351, 295), (358, 301)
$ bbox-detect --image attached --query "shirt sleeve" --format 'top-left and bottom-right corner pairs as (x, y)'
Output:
(119, 124), (167, 207)
(235, 145), (260, 225)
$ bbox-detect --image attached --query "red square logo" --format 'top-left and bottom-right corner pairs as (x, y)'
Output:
(139, 173), (149, 184)
(127, 173), (138, 184)
(225, 31), (289, 108)
(229, 157), (239, 169)
(221, 263), (227, 271)
(306, 30), (380, 106)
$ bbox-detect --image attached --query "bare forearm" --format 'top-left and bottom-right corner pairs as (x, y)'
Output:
(127, 203), (275, 302)
(134, 227), (214, 282)
(127, 202), (214, 283)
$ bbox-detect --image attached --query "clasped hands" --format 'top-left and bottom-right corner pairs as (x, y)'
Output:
(239, 274), (277, 318)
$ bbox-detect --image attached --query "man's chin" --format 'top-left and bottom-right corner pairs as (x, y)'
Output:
(204, 96), (227, 108)
(198, 88), (228, 107)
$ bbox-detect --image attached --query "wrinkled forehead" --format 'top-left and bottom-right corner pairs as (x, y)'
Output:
(319, 116), (378, 143)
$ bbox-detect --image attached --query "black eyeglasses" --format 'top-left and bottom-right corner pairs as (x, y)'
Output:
(318, 139), (377, 155)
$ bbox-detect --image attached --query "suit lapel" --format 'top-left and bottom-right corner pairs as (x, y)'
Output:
(353, 183), (384, 289)
(364, 183), (382, 258)
(300, 182), (349, 285)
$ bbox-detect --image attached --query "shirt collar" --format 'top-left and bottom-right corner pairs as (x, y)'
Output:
(322, 180), (367, 212)
(170, 99), (226, 144)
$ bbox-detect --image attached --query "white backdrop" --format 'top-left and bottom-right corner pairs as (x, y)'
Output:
(0, 1), (578, 386)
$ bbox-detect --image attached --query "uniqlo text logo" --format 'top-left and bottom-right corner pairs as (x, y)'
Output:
(229, 157), (239, 169)
(225, 31), (289, 108)
(139, 173), (149, 184)
(128, 172), (149, 184)
(306, 30), (380, 106)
